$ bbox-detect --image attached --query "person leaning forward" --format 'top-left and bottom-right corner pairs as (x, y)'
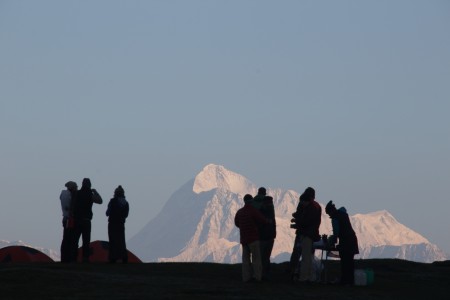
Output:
(325, 200), (359, 285)
(234, 194), (270, 283)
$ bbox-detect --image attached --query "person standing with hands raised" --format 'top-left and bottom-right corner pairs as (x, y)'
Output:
(73, 178), (103, 262)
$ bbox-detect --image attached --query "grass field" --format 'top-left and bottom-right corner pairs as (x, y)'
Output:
(1, 259), (449, 300)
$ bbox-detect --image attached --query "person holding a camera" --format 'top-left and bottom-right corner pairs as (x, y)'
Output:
(289, 193), (306, 279)
(73, 178), (103, 262)
(292, 187), (322, 283)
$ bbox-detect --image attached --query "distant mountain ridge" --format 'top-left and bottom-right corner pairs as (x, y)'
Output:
(128, 164), (448, 263)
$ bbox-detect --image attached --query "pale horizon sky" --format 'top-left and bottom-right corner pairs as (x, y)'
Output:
(1, 0), (450, 256)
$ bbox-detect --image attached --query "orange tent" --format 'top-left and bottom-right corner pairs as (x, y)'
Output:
(0, 245), (54, 263)
(77, 240), (142, 263)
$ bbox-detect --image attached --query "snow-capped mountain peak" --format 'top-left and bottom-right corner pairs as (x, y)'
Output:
(193, 164), (256, 195)
(351, 210), (429, 248)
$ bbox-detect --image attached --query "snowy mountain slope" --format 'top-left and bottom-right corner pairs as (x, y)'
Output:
(351, 210), (429, 248)
(128, 164), (448, 263)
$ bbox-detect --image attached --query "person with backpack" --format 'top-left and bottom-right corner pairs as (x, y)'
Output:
(59, 181), (77, 263)
(325, 200), (359, 285)
(106, 185), (129, 263)
(252, 187), (276, 280)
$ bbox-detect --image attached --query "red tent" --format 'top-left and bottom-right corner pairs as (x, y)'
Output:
(0, 245), (54, 263)
(77, 240), (142, 263)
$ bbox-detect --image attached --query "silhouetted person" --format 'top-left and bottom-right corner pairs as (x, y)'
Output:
(252, 187), (276, 280)
(106, 185), (129, 263)
(60, 181), (77, 262)
(73, 178), (102, 262)
(234, 194), (269, 282)
(289, 193), (306, 279)
(296, 187), (321, 283)
(325, 200), (359, 285)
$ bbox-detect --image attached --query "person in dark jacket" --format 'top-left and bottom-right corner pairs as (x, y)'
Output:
(289, 193), (306, 279)
(325, 200), (359, 285)
(235, 194), (269, 282)
(252, 187), (276, 280)
(60, 181), (77, 263)
(296, 187), (321, 283)
(106, 185), (129, 263)
(73, 178), (103, 262)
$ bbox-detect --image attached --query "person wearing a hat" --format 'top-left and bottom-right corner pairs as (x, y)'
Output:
(252, 187), (276, 280)
(325, 200), (359, 285)
(106, 185), (129, 263)
(59, 181), (77, 262)
(296, 187), (322, 283)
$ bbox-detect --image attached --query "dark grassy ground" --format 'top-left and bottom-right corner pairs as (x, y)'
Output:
(0, 259), (449, 300)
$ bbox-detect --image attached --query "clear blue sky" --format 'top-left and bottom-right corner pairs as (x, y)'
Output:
(1, 0), (449, 255)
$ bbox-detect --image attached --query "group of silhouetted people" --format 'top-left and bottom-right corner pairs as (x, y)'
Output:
(234, 186), (359, 286)
(59, 178), (129, 263)
(60, 179), (359, 284)
(234, 187), (276, 282)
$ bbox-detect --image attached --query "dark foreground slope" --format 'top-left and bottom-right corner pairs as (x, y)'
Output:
(0, 259), (449, 300)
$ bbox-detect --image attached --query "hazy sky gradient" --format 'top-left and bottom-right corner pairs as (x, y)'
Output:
(1, 0), (449, 255)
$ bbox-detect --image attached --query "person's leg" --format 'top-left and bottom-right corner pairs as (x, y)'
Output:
(242, 244), (252, 282)
(259, 240), (268, 277)
(81, 220), (91, 261)
(117, 223), (127, 262)
(249, 241), (263, 281)
(348, 254), (355, 284)
(262, 239), (274, 278)
(299, 235), (313, 282)
(289, 234), (302, 276)
(73, 221), (82, 262)
(108, 222), (116, 262)
(61, 219), (69, 262)
(268, 239), (274, 268)
(340, 251), (354, 285)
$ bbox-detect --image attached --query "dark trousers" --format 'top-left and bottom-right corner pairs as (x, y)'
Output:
(260, 239), (274, 278)
(339, 251), (355, 285)
(60, 218), (75, 262)
(74, 219), (92, 261)
(289, 234), (302, 274)
(108, 222), (128, 263)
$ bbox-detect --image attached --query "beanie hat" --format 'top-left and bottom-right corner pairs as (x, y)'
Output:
(114, 185), (125, 197)
(258, 187), (266, 196)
